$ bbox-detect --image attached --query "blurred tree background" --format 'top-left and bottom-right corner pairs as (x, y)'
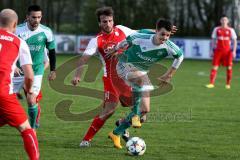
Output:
(1, 0), (240, 37)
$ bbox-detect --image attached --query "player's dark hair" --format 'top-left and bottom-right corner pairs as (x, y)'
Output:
(220, 14), (228, 19)
(156, 18), (172, 31)
(27, 5), (42, 15)
(95, 6), (114, 22)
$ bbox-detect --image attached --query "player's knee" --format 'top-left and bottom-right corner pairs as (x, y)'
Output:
(144, 108), (150, 113)
(140, 107), (150, 113)
(99, 107), (116, 119)
(106, 108), (115, 116)
(17, 120), (31, 132)
(27, 97), (37, 105)
(213, 66), (219, 70)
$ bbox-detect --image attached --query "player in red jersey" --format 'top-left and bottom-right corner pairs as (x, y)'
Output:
(206, 15), (237, 89)
(0, 9), (39, 160)
(71, 6), (139, 147)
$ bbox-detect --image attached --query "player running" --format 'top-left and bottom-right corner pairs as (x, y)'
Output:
(14, 5), (56, 129)
(71, 6), (137, 147)
(0, 9), (39, 159)
(107, 18), (184, 149)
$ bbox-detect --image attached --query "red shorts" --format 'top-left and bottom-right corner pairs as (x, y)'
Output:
(0, 94), (28, 127)
(212, 49), (233, 67)
(103, 76), (132, 107)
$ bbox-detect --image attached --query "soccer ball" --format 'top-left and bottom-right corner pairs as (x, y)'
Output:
(126, 137), (146, 156)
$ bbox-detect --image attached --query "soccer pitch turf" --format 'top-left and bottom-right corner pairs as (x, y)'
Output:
(1, 54), (240, 160)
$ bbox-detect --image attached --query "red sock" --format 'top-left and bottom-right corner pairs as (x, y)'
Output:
(36, 91), (42, 126)
(83, 115), (106, 141)
(36, 104), (41, 125)
(226, 69), (232, 85)
(210, 69), (217, 84)
(21, 129), (39, 160)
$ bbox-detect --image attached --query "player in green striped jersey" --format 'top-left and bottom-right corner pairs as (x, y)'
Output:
(15, 5), (56, 130)
(108, 18), (184, 149)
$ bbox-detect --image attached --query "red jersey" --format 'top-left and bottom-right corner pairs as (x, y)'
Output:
(83, 25), (136, 78)
(211, 26), (237, 50)
(0, 29), (32, 95)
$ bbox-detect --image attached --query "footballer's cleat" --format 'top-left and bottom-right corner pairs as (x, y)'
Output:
(225, 84), (231, 89)
(79, 140), (91, 147)
(108, 132), (122, 149)
(205, 84), (214, 88)
(131, 115), (141, 128)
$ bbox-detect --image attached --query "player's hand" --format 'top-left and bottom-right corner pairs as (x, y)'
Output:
(233, 51), (237, 58)
(105, 46), (119, 59)
(157, 74), (172, 85)
(71, 76), (80, 86)
(14, 67), (23, 77)
(48, 71), (56, 81)
(171, 26), (178, 35)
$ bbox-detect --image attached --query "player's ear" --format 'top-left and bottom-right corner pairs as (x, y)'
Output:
(26, 15), (29, 21)
(12, 21), (17, 33)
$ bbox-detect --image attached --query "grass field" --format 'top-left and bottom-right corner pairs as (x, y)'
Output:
(1, 54), (240, 160)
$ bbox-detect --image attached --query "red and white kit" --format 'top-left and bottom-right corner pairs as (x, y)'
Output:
(211, 26), (237, 66)
(83, 25), (136, 106)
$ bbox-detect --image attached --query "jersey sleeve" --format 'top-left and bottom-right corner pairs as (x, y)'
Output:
(44, 48), (49, 62)
(19, 39), (32, 66)
(138, 29), (155, 34)
(46, 28), (55, 50)
(211, 27), (217, 39)
(166, 40), (183, 58)
(230, 28), (237, 40)
(125, 32), (139, 46)
(82, 37), (98, 56)
(116, 25), (136, 36)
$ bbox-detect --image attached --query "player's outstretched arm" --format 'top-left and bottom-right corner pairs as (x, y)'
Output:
(158, 67), (176, 84)
(71, 55), (91, 86)
(157, 54), (183, 84)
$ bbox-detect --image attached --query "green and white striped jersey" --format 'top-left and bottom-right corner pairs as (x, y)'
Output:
(119, 32), (183, 71)
(16, 22), (55, 75)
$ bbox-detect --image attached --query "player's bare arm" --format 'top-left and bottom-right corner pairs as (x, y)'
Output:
(232, 38), (237, 58)
(158, 67), (176, 84)
(158, 54), (183, 84)
(71, 55), (91, 86)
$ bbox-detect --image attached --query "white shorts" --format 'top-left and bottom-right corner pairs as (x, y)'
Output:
(13, 75), (43, 95)
(116, 62), (154, 91)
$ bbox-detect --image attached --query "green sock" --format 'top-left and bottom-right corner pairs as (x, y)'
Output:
(132, 88), (142, 116)
(113, 87), (143, 136)
(28, 104), (38, 129)
(113, 112), (135, 135)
